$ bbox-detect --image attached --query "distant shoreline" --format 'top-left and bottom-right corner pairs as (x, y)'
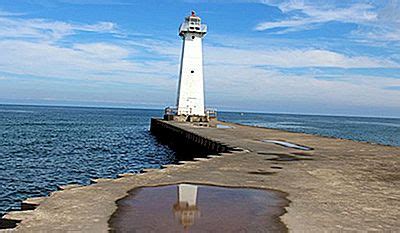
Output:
(1, 103), (399, 119)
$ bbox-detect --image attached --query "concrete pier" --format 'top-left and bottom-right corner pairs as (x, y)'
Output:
(150, 118), (232, 155)
(1, 119), (399, 232)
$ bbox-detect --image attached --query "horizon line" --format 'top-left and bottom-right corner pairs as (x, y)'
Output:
(1, 102), (399, 120)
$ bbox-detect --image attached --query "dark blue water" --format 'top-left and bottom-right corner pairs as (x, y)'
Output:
(0, 105), (399, 216)
(219, 112), (400, 147)
(0, 105), (176, 215)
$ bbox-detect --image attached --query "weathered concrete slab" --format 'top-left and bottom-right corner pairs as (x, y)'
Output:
(3, 119), (400, 232)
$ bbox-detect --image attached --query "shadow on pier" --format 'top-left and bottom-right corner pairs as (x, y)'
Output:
(150, 118), (232, 161)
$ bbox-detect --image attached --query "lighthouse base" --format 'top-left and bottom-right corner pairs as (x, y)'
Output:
(164, 114), (210, 123)
(163, 107), (217, 123)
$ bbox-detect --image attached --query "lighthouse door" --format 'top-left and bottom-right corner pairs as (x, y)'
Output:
(187, 97), (197, 115)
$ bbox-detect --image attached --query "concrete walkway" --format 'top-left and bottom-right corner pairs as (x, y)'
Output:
(2, 120), (400, 232)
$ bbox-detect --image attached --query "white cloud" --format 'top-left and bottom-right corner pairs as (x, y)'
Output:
(353, 0), (400, 42)
(33, 0), (133, 5)
(255, 0), (400, 43)
(73, 43), (131, 60)
(0, 10), (178, 92)
(0, 40), (176, 88)
(0, 8), (399, 115)
(0, 9), (24, 17)
(254, 0), (400, 41)
(204, 63), (400, 110)
(0, 16), (117, 41)
(256, 1), (377, 31)
(204, 46), (398, 68)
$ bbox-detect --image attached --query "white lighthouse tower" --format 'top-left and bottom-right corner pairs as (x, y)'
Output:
(164, 11), (216, 122)
(177, 11), (207, 118)
(165, 11), (215, 122)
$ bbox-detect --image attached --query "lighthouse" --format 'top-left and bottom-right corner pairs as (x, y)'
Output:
(173, 184), (200, 229)
(177, 11), (206, 118)
(165, 11), (215, 122)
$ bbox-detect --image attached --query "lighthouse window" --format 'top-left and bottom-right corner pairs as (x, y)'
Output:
(191, 70), (194, 73)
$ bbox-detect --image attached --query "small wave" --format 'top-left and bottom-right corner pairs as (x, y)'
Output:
(254, 123), (317, 130)
(0, 110), (34, 113)
(279, 125), (317, 130)
(276, 121), (304, 125)
(344, 120), (400, 128)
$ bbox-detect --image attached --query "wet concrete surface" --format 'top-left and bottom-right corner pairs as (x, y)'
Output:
(257, 152), (313, 161)
(109, 184), (288, 232)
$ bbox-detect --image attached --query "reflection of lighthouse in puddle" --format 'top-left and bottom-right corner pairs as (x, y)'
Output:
(173, 184), (200, 230)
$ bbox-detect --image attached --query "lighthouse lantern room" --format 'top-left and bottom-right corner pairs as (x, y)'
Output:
(164, 11), (216, 122)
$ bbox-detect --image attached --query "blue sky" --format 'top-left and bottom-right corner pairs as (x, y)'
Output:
(0, 0), (399, 117)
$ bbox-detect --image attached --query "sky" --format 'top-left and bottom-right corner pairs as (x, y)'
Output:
(0, 0), (399, 117)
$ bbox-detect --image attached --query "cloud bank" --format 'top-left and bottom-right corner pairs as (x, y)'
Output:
(0, 1), (399, 116)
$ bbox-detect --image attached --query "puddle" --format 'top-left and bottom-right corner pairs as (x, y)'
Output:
(216, 124), (234, 129)
(109, 184), (289, 232)
(0, 218), (20, 229)
(291, 152), (313, 156)
(248, 170), (276, 175)
(262, 140), (313, 151)
(265, 154), (313, 161)
(257, 151), (313, 162)
(258, 152), (288, 156)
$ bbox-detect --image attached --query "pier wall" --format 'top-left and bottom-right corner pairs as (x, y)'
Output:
(150, 118), (231, 159)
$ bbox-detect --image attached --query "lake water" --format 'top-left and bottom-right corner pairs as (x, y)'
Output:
(0, 104), (399, 215)
(0, 105), (173, 215)
(220, 112), (400, 147)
